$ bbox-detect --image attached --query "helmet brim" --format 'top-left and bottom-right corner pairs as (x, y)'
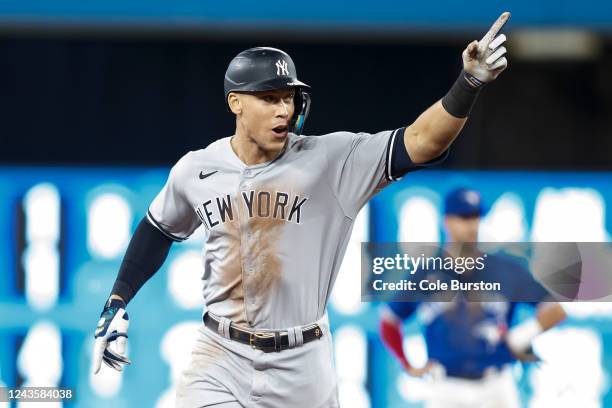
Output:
(226, 76), (310, 95)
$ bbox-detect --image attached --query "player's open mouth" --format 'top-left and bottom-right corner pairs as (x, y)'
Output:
(272, 125), (288, 137)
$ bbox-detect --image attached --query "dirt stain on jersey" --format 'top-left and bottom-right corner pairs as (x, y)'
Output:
(215, 216), (247, 325)
(210, 186), (288, 327)
(241, 185), (285, 316)
(247, 215), (284, 296)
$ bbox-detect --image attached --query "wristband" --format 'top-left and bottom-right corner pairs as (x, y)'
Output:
(506, 319), (543, 353)
(441, 71), (483, 118)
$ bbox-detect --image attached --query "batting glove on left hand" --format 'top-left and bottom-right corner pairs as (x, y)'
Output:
(510, 344), (542, 363)
(92, 298), (131, 374)
(462, 12), (511, 87)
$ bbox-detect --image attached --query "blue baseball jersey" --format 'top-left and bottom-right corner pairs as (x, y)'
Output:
(387, 252), (549, 378)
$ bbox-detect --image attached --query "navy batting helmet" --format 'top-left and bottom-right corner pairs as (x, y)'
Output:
(224, 47), (311, 135)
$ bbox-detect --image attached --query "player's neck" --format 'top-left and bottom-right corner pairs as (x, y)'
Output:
(444, 242), (480, 258)
(230, 132), (286, 166)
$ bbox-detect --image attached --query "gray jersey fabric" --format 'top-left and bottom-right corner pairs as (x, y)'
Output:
(149, 129), (404, 328)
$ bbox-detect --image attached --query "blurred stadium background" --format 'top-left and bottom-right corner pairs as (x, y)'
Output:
(0, 1), (611, 407)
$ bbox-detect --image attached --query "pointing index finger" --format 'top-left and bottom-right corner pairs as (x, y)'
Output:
(479, 12), (511, 51)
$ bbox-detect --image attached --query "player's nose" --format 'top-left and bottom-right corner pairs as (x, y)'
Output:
(275, 100), (290, 117)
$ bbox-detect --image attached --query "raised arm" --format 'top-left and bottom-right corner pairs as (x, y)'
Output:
(404, 12), (511, 164)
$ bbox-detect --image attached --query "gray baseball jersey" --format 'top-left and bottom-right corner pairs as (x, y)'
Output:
(147, 128), (422, 407)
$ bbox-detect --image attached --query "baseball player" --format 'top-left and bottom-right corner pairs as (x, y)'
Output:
(92, 13), (513, 408)
(379, 187), (568, 408)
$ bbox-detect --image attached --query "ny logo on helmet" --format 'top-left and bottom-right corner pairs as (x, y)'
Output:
(276, 59), (289, 76)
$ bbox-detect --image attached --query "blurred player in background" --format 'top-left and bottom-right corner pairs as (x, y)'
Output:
(379, 187), (567, 408)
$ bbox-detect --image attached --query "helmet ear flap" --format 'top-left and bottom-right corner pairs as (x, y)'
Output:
(290, 90), (311, 135)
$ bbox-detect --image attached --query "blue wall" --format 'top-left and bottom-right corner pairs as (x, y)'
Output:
(0, 0), (611, 31)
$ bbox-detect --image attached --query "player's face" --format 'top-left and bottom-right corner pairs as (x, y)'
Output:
(444, 215), (480, 243)
(236, 88), (295, 152)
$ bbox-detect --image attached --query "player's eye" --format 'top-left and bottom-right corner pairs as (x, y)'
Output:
(262, 95), (276, 103)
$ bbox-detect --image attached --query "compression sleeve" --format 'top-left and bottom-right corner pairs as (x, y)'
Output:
(111, 217), (174, 304)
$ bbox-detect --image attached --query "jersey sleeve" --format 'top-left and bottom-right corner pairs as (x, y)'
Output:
(321, 128), (445, 218)
(388, 128), (449, 180)
(147, 152), (201, 241)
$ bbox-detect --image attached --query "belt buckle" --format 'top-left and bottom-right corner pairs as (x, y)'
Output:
(249, 331), (273, 350)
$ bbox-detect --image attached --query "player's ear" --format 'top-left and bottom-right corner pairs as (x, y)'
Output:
(228, 93), (242, 115)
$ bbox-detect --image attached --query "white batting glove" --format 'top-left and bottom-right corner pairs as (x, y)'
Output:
(92, 298), (131, 374)
(462, 12), (511, 87)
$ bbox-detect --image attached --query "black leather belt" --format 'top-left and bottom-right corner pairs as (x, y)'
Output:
(204, 313), (323, 353)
